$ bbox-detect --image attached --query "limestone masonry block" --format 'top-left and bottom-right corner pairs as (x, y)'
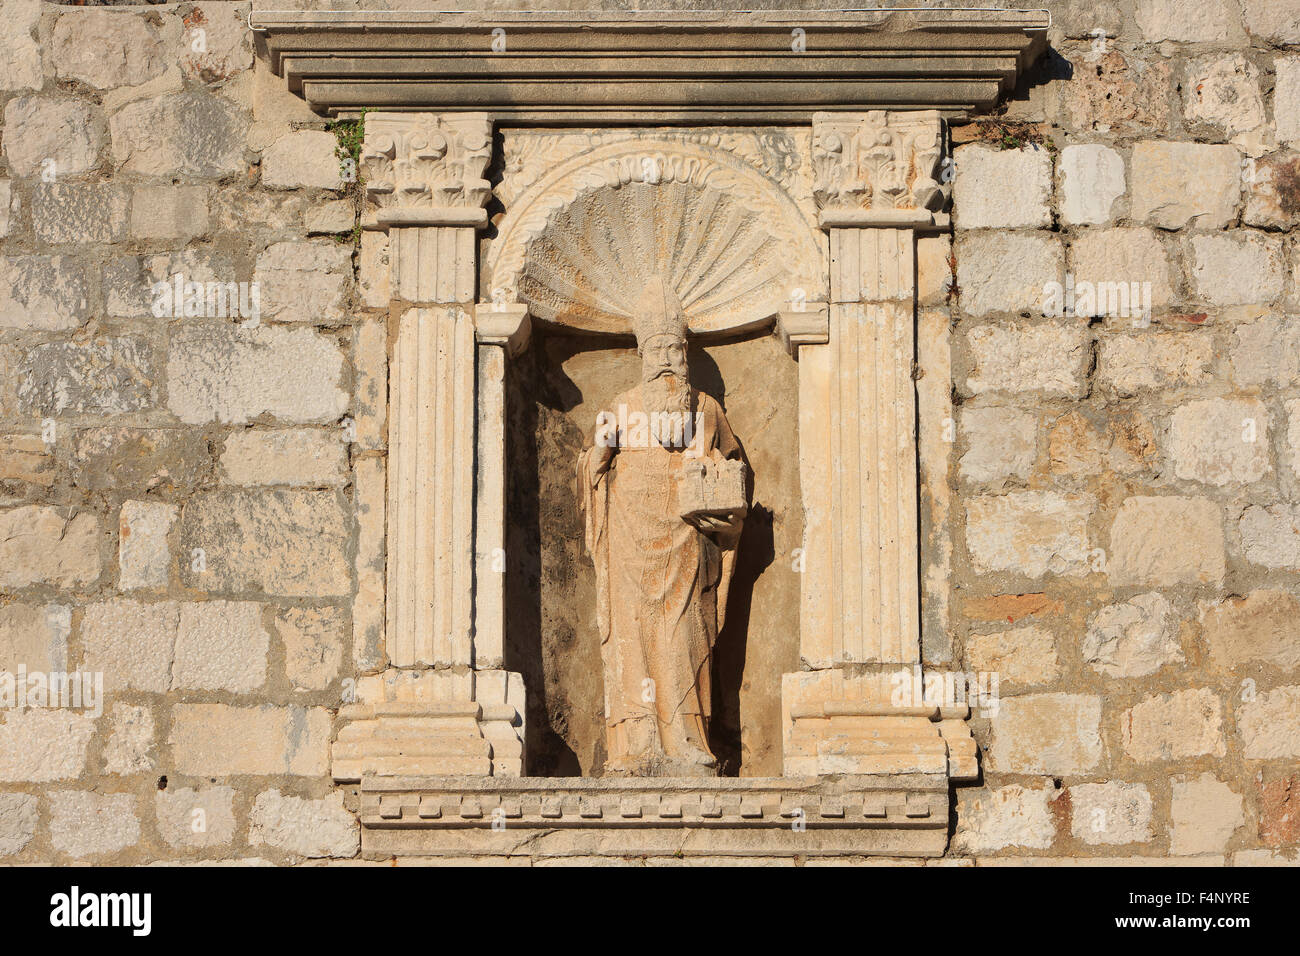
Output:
(1108, 496), (1225, 586)
(955, 233), (1063, 317)
(1121, 689), (1226, 762)
(966, 491), (1095, 578)
(952, 785), (1056, 853)
(953, 144), (1052, 229)
(169, 704), (331, 777)
(1069, 782), (1153, 846)
(989, 694), (1103, 775)
(1130, 142), (1240, 230)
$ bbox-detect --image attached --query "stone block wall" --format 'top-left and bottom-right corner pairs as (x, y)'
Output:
(0, 0), (1296, 865)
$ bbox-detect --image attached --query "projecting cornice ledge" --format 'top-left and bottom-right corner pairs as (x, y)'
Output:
(250, 6), (1049, 122)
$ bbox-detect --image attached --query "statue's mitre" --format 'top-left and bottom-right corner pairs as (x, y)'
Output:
(632, 276), (688, 345)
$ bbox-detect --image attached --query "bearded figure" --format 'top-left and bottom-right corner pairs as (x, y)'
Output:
(578, 277), (748, 776)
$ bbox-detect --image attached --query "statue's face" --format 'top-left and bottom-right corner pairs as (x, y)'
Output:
(640, 333), (687, 383)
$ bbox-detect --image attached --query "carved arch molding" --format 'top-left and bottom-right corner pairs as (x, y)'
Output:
(254, 5), (1048, 860)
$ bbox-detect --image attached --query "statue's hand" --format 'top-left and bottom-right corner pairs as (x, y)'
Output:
(587, 443), (616, 486)
(688, 508), (744, 541)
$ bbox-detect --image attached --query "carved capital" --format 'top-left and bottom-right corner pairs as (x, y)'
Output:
(775, 305), (829, 358)
(474, 303), (532, 358)
(812, 110), (948, 221)
(362, 112), (494, 228)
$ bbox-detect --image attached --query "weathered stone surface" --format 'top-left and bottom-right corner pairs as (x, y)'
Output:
(0, 604), (67, 672)
(1109, 496), (1225, 586)
(964, 625), (1060, 687)
(1288, 400), (1300, 481)
(1130, 142), (1240, 229)
(172, 601), (270, 693)
(1240, 504), (1300, 569)
(989, 694), (1103, 775)
(49, 791), (139, 859)
(155, 786), (237, 849)
(0, 506), (101, 590)
(1183, 55), (1265, 137)
(1170, 773), (1244, 855)
(119, 500), (176, 591)
(353, 320), (387, 450)
(1049, 409), (1158, 476)
(1097, 332), (1213, 396)
(955, 233), (1063, 316)
(1243, 152), (1300, 229)
(253, 241), (352, 324)
(1237, 686), (1300, 759)
(0, 710), (95, 782)
(276, 607), (345, 691)
(1230, 315), (1300, 388)
(1121, 688), (1226, 761)
(103, 248), (238, 318)
(1068, 227), (1173, 311)
(179, 3), (253, 82)
(0, 180), (9, 238)
(0, 256), (92, 332)
(952, 144), (1052, 229)
(1135, 0), (1241, 43)
(306, 199), (356, 235)
(0, 0), (42, 92)
(1190, 232), (1286, 306)
(102, 702), (154, 775)
(0, 433), (55, 488)
(32, 183), (130, 244)
(110, 91), (247, 178)
(220, 429), (348, 487)
(249, 57), (321, 150)
(249, 789), (359, 859)
(358, 232), (390, 308)
(169, 704), (331, 776)
(1257, 773), (1300, 847)
(52, 9), (168, 89)
(1242, 0), (1300, 45)
(1169, 397), (1270, 486)
(966, 491), (1094, 578)
(81, 600), (177, 693)
(262, 131), (346, 191)
(1059, 144), (1125, 225)
(73, 427), (210, 495)
(179, 490), (351, 598)
(167, 323), (348, 425)
(1277, 59), (1300, 147)
(963, 324), (1089, 397)
(0, 793), (37, 856)
(2, 95), (104, 177)
(952, 785), (1056, 853)
(130, 185), (211, 240)
(1069, 782), (1153, 846)
(1083, 592), (1183, 678)
(352, 456), (385, 673)
(17, 335), (157, 416)
(958, 406), (1036, 484)
(1064, 52), (1171, 134)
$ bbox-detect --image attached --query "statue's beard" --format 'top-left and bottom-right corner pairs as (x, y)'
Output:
(643, 371), (691, 419)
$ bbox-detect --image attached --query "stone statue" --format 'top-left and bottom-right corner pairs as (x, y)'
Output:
(578, 277), (748, 776)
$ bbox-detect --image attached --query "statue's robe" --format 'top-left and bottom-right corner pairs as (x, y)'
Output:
(578, 384), (743, 766)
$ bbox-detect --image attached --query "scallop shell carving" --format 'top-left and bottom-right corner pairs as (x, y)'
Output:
(488, 140), (826, 337)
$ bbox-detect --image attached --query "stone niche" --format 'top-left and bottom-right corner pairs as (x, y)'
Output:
(496, 128), (810, 778)
(255, 5), (1048, 860)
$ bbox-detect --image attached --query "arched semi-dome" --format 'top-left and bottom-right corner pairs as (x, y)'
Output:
(485, 139), (827, 339)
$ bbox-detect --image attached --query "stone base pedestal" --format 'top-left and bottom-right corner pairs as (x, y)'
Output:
(332, 669), (525, 781)
(358, 775), (949, 859)
(782, 670), (978, 781)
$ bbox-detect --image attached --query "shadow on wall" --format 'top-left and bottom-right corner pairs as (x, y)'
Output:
(503, 328), (799, 777)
